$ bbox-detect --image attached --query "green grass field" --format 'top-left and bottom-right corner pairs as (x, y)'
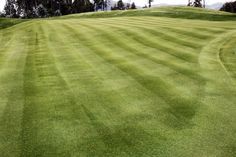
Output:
(0, 7), (236, 157)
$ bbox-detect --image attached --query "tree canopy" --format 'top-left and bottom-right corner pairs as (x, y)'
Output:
(220, 1), (236, 13)
(3, 0), (95, 18)
(188, 0), (204, 8)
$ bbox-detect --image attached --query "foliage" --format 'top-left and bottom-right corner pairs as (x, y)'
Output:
(3, 0), (94, 18)
(36, 4), (48, 18)
(220, 1), (236, 13)
(117, 0), (125, 10)
(93, 0), (105, 11)
(131, 2), (136, 9)
(72, 0), (94, 13)
(193, 0), (202, 7)
(188, 0), (203, 8)
(4, 0), (18, 18)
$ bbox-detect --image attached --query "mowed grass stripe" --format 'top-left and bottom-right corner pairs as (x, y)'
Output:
(43, 21), (170, 156)
(92, 16), (229, 38)
(77, 21), (204, 84)
(21, 23), (96, 156)
(219, 34), (236, 80)
(91, 20), (201, 53)
(94, 22), (198, 62)
(104, 24), (202, 57)
(44, 21), (168, 127)
(78, 21), (197, 63)
(0, 7), (236, 157)
(196, 30), (236, 157)
(87, 16), (234, 30)
(102, 17), (224, 36)
(62, 22), (201, 129)
(0, 25), (30, 157)
(70, 20), (204, 97)
(82, 18), (215, 42)
(75, 19), (203, 68)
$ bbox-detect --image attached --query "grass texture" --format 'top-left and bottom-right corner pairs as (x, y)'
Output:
(0, 7), (236, 157)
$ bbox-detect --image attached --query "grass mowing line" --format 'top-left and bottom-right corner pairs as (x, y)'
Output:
(44, 21), (128, 120)
(78, 22), (205, 84)
(91, 20), (201, 53)
(0, 24), (29, 157)
(194, 30), (236, 157)
(91, 16), (232, 33)
(72, 23), (205, 100)
(82, 17), (215, 42)
(21, 23), (88, 156)
(0, 7), (236, 157)
(104, 25), (208, 50)
(218, 36), (236, 85)
(67, 20), (205, 95)
(43, 21), (169, 156)
(60, 6), (236, 21)
(0, 34), (17, 69)
(63, 23), (202, 129)
(81, 20), (198, 63)
(114, 27), (198, 63)
(134, 26), (203, 49)
(199, 30), (236, 87)
(161, 26), (213, 40)
(46, 21), (167, 119)
(44, 21), (136, 155)
(21, 22), (114, 156)
(219, 36), (236, 79)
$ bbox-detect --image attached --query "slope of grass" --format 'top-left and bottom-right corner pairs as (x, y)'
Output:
(0, 7), (236, 157)
(0, 18), (26, 30)
(61, 6), (236, 21)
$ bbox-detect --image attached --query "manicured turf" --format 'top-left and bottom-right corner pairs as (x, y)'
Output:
(0, 7), (236, 157)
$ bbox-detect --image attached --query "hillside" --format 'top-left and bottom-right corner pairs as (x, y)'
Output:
(0, 18), (26, 30)
(0, 7), (236, 157)
(61, 6), (236, 21)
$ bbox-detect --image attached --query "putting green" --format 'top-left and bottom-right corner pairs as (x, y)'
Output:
(0, 7), (236, 157)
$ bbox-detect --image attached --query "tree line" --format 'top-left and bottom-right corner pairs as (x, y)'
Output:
(1, 0), (140, 18)
(1, 0), (236, 18)
(188, 0), (236, 13)
(220, 1), (236, 13)
(3, 0), (95, 18)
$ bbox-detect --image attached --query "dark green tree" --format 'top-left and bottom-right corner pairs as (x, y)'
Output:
(126, 3), (130, 9)
(188, 0), (204, 8)
(94, 0), (105, 11)
(193, 0), (202, 7)
(220, 1), (236, 13)
(117, 0), (124, 10)
(4, 0), (17, 17)
(36, 4), (48, 17)
(73, 0), (94, 13)
(111, 3), (117, 10)
(131, 2), (136, 9)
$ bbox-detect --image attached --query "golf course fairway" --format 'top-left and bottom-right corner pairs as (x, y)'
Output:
(0, 7), (236, 157)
